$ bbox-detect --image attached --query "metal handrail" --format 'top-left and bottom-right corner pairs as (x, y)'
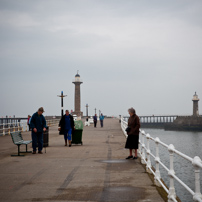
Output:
(0, 119), (60, 136)
(121, 116), (202, 202)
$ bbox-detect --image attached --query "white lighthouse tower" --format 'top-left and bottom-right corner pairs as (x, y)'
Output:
(192, 92), (199, 117)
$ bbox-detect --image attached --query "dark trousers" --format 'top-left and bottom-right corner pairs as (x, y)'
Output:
(32, 131), (43, 152)
(100, 120), (103, 127)
(28, 124), (31, 131)
(94, 121), (97, 127)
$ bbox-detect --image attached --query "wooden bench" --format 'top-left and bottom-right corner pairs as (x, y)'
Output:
(10, 131), (32, 156)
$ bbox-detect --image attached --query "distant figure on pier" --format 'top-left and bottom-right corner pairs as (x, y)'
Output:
(99, 113), (104, 127)
(30, 107), (47, 154)
(125, 107), (140, 160)
(93, 114), (97, 128)
(59, 110), (75, 147)
(27, 115), (31, 131)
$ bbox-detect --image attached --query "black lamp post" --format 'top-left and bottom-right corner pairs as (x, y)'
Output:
(94, 108), (97, 115)
(86, 104), (89, 121)
(57, 91), (67, 117)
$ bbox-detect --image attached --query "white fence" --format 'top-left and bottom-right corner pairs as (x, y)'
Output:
(121, 117), (202, 202)
(0, 119), (60, 136)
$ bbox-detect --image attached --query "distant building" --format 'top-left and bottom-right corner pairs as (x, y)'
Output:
(165, 92), (202, 131)
(72, 72), (83, 117)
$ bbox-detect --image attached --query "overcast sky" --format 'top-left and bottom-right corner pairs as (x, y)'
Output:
(0, 0), (202, 117)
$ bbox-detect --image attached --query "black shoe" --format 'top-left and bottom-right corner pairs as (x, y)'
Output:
(133, 156), (138, 159)
(69, 144), (71, 147)
(126, 155), (133, 159)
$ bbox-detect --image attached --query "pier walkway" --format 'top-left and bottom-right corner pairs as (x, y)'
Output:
(0, 118), (164, 202)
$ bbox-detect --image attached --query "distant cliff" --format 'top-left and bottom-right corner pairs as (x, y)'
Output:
(164, 116), (202, 131)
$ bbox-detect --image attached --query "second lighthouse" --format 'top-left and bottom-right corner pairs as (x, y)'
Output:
(72, 71), (83, 117)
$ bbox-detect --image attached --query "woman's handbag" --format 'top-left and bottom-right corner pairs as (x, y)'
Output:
(125, 126), (131, 133)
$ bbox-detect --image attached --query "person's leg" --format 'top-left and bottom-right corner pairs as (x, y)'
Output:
(64, 130), (68, 146)
(133, 135), (139, 159)
(133, 149), (138, 159)
(32, 131), (37, 153)
(135, 149), (137, 157)
(126, 149), (133, 159)
(129, 149), (133, 156)
(67, 129), (72, 147)
(38, 132), (43, 153)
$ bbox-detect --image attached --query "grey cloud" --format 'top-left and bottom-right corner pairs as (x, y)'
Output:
(0, 0), (202, 117)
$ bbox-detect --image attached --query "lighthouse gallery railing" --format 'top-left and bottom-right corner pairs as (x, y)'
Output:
(121, 117), (202, 202)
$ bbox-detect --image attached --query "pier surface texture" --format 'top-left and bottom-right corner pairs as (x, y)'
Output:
(0, 118), (164, 202)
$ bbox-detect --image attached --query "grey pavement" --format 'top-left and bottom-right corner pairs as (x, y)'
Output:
(0, 118), (164, 202)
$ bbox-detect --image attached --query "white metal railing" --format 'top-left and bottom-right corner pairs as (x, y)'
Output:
(0, 122), (21, 136)
(0, 119), (60, 136)
(46, 119), (60, 127)
(121, 116), (202, 202)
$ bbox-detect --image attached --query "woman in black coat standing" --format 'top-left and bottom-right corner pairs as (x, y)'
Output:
(59, 110), (74, 147)
(125, 107), (140, 159)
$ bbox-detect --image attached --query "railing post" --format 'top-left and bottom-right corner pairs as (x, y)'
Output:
(154, 137), (161, 187)
(141, 131), (146, 165)
(21, 121), (24, 132)
(8, 123), (11, 135)
(168, 144), (176, 202)
(3, 123), (5, 136)
(146, 133), (152, 173)
(17, 121), (20, 132)
(192, 156), (202, 202)
(13, 121), (15, 132)
(138, 130), (142, 156)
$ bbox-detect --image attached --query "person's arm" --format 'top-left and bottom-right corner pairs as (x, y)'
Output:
(43, 116), (47, 132)
(71, 115), (75, 130)
(29, 117), (32, 124)
(30, 114), (36, 132)
(58, 116), (65, 132)
(133, 116), (140, 132)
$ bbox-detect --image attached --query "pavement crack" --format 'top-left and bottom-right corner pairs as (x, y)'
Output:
(14, 168), (47, 192)
(99, 133), (112, 201)
(56, 166), (79, 195)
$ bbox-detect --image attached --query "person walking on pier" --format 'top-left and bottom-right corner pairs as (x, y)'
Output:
(99, 113), (104, 127)
(93, 114), (97, 128)
(59, 110), (74, 147)
(30, 107), (47, 154)
(125, 107), (140, 159)
(27, 115), (31, 131)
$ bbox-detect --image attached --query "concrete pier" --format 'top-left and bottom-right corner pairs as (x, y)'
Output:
(0, 118), (164, 202)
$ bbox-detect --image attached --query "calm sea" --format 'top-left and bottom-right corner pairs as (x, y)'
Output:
(141, 128), (202, 202)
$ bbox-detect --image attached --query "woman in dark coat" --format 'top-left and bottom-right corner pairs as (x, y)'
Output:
(125, 107), (140, 159)
(59, 110), (74, 147)
(93, 114), (97, 128)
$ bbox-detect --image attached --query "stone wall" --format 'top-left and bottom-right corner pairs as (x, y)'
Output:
(164, 116), (202, 131)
